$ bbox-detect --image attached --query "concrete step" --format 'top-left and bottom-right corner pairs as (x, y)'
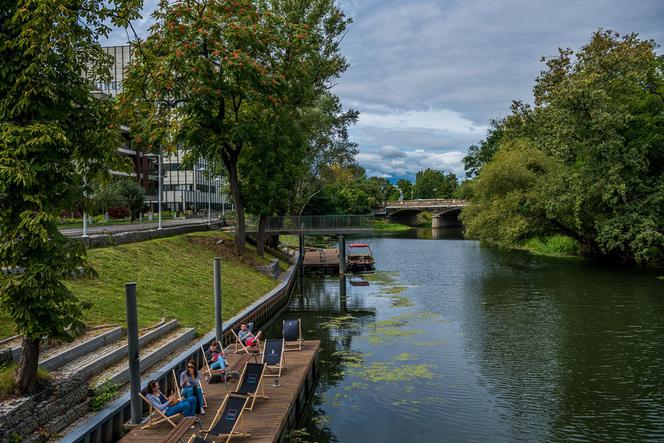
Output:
(91, 327), (197, 388)
(50, 320), (179, 381)
(39, 327), (124, 371)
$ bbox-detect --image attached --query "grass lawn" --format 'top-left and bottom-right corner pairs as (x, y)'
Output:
(0, 232), (287, 339)
(372, 220), (412, 232)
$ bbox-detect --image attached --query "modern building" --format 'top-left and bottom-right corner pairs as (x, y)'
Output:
(91, 44), (228, 215)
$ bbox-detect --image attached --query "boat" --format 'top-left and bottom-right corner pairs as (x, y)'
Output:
(350, 275), (370, 286)
(346, 243), (375, 273)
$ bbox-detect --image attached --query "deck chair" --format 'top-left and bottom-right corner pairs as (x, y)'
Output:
(262, 339), (285, 378)
(231, 328), (261, 355)
(232, 362), (268, 411)
(174, 368), (208, 409)
(283, 319), (303, 351)
(191, 394), (250, 443)
(139, 392), (182, 429)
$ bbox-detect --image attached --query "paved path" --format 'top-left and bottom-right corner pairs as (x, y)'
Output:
(60, 219), (210, 237)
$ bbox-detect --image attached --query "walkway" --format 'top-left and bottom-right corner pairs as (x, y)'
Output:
(59, 218), (210, 237)
(119, 340), (320, 443)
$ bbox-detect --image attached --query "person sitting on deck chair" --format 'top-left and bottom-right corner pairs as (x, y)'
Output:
(209, 346), (228, 371)
(146, 380), (197, 418)
(238, 323), (263, 348)
(180, 359), (206, 415)
(205, 341), (221, 363)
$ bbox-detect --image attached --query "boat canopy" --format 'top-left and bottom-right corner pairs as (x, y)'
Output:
(349, 243), (370, 248)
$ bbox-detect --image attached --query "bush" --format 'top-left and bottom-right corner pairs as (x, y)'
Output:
(89, 380), (120, 411)
(523, 235), (580, 256)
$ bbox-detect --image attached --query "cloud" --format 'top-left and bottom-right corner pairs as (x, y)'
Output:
(357, 146), (466, 179)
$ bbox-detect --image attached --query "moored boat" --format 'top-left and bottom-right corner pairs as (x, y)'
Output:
(346, 243), (375, 273)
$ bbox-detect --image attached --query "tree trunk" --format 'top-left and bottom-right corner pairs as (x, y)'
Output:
(257, 214), (266, 258)
(227, 159), (245, 254)
(15, 336), (40, 395)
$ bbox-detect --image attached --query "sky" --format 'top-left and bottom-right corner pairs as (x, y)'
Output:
(105, 0), (664, 181)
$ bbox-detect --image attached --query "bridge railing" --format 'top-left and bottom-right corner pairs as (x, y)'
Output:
(245, 214), (374, 232)
(384, 198), (468, 208)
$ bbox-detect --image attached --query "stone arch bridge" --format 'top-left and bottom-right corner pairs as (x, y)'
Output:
(374, 199), (469, 227)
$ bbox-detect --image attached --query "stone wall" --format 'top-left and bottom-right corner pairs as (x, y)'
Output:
(83, 221), (223, 248)
(0, 373), (89, 443)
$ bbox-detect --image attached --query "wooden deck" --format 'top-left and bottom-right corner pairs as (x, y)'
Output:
(303, 248), (339, 273)
(119, 340), (320, 443)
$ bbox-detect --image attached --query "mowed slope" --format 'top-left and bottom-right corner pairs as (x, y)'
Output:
(0, 232), (284, 338)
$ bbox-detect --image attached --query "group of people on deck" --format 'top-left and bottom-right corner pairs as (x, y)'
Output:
(145, 323), (262, 419)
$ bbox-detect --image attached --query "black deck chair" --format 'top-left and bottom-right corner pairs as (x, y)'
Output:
(283, 319), (302, 351)
(262, 339), (285, 377)
(198, 393), (250, 443)
(232, 362), (268, 411)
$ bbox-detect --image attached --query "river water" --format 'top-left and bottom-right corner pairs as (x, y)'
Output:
(267, 229), (664, 442)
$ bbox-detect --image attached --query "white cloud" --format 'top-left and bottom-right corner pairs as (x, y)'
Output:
(358, 145), (466, 179)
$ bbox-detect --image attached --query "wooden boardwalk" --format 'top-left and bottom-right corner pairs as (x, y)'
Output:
(303, 248), (339, 273)
(119, 340), (320, 443)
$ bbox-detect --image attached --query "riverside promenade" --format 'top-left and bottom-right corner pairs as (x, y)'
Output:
(119, 340), (320, 443)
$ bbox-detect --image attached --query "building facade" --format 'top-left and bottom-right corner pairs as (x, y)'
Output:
(93, 45), (228, 215)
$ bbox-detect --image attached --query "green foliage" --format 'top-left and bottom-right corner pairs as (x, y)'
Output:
(522, 235), (581, 257)
(462, 30), (664, 267)
(372, 221), (411, 232)
(413, 168), (458, 199)
(89, 380), (121, 411)
(114, 179), (145, 220)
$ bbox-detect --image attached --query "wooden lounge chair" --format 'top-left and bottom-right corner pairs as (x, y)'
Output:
(197, 394), (251, 443)
(231, 328), (261, 355)
(139, 392), (182, 429)
(232, 362), (268, 411)
(262, 339), (285, 378)
(283, 319), (303, 351)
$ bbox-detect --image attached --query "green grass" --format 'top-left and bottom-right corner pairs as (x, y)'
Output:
(522, 235), (581, 257)
(0, 232), (285, 339)
(0, 363), (50, 399)
(371, 221), (411, 232)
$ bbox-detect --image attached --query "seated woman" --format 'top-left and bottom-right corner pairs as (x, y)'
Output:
(180, 360), (206, 415)
(205, 341), (221, 362)
(209, 345), (227, 371)
(238, 323), (263, 347)
(146, 379), (196, 417)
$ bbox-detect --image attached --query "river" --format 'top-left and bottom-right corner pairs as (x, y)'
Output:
(267, 228), (664, 442)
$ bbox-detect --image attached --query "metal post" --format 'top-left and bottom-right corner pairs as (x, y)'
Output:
(82, 210), (88, 238)
(222, 193), (225, 217)
(125, 282), (142, 425)
(157, 152), (163, 230)
(339, 275), (347, 313)
(214, 257), (223, 343)
(299, 234), (305, 261)
(207, 175), (211, 223)
(338, 234), (346, 275)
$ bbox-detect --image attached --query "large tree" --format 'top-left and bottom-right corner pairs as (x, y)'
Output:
(0, 0), (140, 393)
(413, 168), (458, 199)
(462, 30), (664, 266)
(122, 0), (352, 254)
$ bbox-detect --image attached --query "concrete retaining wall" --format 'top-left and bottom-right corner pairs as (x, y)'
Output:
(82, 222), (223, 249)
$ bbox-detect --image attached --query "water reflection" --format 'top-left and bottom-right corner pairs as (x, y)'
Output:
(267, 232), (664, 442)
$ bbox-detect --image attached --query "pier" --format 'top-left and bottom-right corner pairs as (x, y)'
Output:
(119, 340), (320, 443)
(303, 248), (340, 274)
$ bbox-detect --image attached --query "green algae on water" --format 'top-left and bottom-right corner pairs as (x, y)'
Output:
(353, 362), (434, 383)
(394, 352), (415, 361)
(390, 295), (414, 307)
(320, 315), (356, 330)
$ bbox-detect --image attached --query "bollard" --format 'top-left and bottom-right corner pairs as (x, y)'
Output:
(338, 234), (346, 275)
(214, 257), (223, 343)
(125, 282), (142, 425)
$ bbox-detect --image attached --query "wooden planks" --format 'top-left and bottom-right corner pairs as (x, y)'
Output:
(119, 340), (320, 443)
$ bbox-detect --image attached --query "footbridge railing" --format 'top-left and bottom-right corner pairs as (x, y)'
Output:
(245, 214), (374, 234)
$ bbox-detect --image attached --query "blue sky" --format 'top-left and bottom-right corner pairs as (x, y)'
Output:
(105, 0), (664, 180)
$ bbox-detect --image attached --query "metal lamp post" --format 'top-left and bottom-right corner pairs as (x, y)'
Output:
(82, 176), (89, 238)
(146, 152), (163, 230)
(198, 166), (211, 223)
(214, 177), (221, 220)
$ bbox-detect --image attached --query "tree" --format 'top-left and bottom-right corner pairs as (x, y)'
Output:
(462, 30), (664, 266)
(396, 178), (413, 200)
(121, 0), (352, 254)
(114, 179), (145, 222)
(413, 168), (458, 199)
(0, 0), (140, 393)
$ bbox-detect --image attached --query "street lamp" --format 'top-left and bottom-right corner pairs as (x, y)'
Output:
(82, 176), (89, 238)
(214, 177), (223, 218)
(146, 152), (163, 230)
(198, 166), (211, 223)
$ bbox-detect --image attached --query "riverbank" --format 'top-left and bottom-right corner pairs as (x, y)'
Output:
(372, 220), (411, 232)
(0, 232), (287, 339)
